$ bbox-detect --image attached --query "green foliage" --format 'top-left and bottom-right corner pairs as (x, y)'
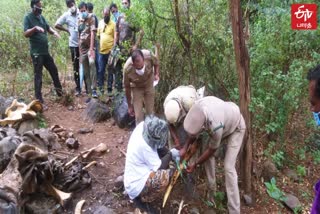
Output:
(264, 141), (276, 157)
(214, 191), (226, 210)
(249, 1), (320, 139)
(293, 206), (302, 214)
(294, 148), (306, 161)
(312, 150), (320, 164)
(296, 165), (306, 177)
(264, 142), (286, 169)
(264, 177), (286, 202)
(36, 113), (47, 128)
(201, 191), (226, 212)
(271, 151), (285, 169)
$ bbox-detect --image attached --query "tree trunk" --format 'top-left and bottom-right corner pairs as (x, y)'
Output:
(229, 0), (252, 196)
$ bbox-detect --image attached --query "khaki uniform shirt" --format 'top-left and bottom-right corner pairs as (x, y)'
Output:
(78, 15), (96, 53)
(196, 96), (242, 149)
(123, 50), (159, 88)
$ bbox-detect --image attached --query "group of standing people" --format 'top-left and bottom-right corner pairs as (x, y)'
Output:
(24, 0), (144, 104)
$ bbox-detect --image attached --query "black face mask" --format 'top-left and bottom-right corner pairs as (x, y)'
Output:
(104, 16), (110, 24)
(34, 6), (42, 15)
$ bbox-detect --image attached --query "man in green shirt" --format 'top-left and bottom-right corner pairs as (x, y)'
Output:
(23, 0), (63, 104)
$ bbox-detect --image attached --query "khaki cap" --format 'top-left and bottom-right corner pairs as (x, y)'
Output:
(164, 99), (180, 124)
(183, 104), (205, 136)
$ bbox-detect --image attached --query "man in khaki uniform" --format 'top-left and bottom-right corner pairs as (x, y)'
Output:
(123, 49), (159, 124)
(78, 2), (97, 98)
(182, 96), (246, 214)
(163, 85), (198, 148)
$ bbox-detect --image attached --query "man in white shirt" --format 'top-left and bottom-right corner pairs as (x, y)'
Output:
(55, 0), (82, 95)
(124, 115), (179, 210)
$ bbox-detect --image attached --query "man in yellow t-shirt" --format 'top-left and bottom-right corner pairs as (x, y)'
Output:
(97, 8), (116, 94)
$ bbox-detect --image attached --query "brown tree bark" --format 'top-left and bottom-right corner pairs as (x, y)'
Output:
(229, 0), (252, 196)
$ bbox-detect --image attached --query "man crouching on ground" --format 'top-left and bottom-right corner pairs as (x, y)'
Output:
(124, 115), (179, 211)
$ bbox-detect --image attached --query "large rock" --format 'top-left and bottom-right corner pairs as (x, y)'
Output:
(261, 160), (278, 182)
(113, 93), (135, 129)
(0, 96), (14, 119)
(114, 175), (124, 189)
(0, 127), (17, 140)
(84, 99), (111, 123)
(0, 136), (21, 173)
(283, 193), (301, 212)
(283, 169), (299, 182)
(243, 194), (254, 206)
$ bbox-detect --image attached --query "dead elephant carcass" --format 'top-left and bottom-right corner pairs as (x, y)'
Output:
(0, 129), (73, 212)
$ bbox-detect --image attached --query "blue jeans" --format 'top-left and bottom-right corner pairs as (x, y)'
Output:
(98, 53), (110, 92)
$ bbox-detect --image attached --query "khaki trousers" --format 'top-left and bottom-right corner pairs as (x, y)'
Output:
(82, 53), (97, 94)
(132, 85), (155, 124)
(205, 115), (246, 214)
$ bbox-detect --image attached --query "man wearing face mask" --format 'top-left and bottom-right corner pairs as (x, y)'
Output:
(55, 0), (82, 96)
(307, 65), (320, 213)
(78, 2), (98, 98)
(97, 8), (116, 94)
(110, 3), (121, 23)
(23, 0), (63, 106)
(123, 49), (159, 124)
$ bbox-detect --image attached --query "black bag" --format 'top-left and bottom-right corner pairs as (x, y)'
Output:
(113, 93), (135, 129)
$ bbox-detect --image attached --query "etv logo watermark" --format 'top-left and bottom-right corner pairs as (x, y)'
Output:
(291, 4), (317, 30)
